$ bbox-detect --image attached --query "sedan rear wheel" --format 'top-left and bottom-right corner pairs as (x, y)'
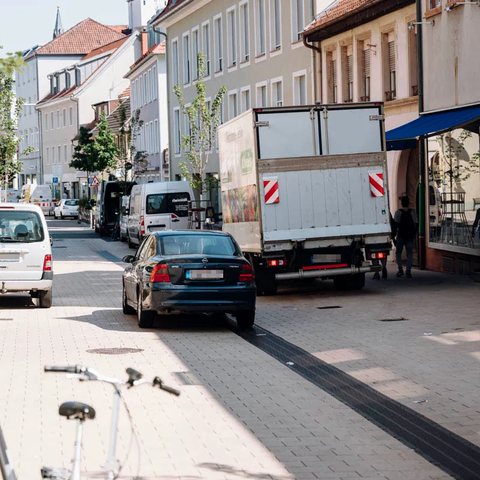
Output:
(136, 290), (155, 328)
(122, 283), (135, 314)
(236, 310), (255, 330)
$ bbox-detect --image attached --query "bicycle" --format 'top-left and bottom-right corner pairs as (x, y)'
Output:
(40, 365), (180, 480)
(110, 211), (120, 241)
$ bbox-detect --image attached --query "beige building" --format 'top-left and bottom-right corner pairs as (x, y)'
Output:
(303, 0), (419, 217)
(152, 0), (318, 213)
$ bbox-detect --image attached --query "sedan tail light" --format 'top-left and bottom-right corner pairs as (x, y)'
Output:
(150, 264), (170, 283)
(239, 264), (254, 283)
(43, 254), (52, 271)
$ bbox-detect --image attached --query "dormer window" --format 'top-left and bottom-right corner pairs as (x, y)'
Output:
(49, 76), (55, 95)
(75, 69), (81, 87)
(55, 75), (60, 93)
(65, 71), (71, 89)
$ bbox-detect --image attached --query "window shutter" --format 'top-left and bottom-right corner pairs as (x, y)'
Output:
(347, 55), (353, 83)
(389, 41), (395, 72)
(364, 49), (371, 77)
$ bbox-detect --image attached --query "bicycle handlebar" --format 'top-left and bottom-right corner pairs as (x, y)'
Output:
(44, 365), (82, 373)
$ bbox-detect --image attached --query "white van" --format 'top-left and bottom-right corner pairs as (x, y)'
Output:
(0, 203), (53, 308)
(127, 181), (193, 247)
(20, 184), (54, 216)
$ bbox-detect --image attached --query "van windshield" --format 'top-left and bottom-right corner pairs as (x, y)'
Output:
(0, 211), (45, 243)
(146, 192), (190, 217)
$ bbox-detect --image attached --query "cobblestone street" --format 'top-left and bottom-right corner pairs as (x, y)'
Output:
(1, 220), (480, 479)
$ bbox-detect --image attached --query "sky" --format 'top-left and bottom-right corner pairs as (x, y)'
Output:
(0, 0), (128, 58)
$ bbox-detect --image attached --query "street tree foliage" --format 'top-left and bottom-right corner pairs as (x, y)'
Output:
(174, 51), (227, 195)
(0, 72), (32, 196)
(0, 46), (26, 76)
(435, 130), (480, 190)
(116, 101), (148, 188)
(70, 113), (119, 176)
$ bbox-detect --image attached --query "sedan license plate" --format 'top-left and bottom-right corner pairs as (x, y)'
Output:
(187, 269), (224, 280)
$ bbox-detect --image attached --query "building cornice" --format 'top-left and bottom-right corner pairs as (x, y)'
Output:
(152, 0), (212, 28)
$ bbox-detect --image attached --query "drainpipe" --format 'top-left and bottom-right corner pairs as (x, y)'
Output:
(416, 0), (426, 269)
(303, 34), (322, 103)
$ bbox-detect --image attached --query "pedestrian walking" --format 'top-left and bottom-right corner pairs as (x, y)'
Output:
(394, 196), (417, 278)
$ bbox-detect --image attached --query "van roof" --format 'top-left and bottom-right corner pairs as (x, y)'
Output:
(133, 181), (192, 194)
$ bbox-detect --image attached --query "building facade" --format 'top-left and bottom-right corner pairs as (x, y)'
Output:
(125, 32), (168, 183)
(152, 0), (317, 213)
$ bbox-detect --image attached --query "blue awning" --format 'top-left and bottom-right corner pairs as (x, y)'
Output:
(385, 105), (480, 151)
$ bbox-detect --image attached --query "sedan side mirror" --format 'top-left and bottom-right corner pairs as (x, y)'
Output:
(122, 255), (135, 263)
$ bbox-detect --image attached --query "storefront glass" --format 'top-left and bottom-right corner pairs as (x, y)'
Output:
(427, 128), (480, 250)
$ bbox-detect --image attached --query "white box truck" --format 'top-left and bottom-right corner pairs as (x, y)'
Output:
(218, 103), (392, 294)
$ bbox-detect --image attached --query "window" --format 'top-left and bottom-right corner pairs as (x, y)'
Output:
(172, 39), (179, 85)
(45, 114), (48, 131)
(63, 108), (66, 127)
(183, 33), (191, 84)
(173, 108), (181, 154)
(291, 0), (304, 43)
(326, 51), (337, 103)
(383, 34), (396, 101)
(46, 147), (50, 165)
(57, 110), (60, 129)
(146, 70), (150, 103)
(52, 146), (55, 165)
(228, 91), (238, 120)
(270, 0), (282, 51)
(50, 112), (54, 129)
(428, 0), (441, 9)
(154, 119), (159, 153)
(192, 28), (200, 80)
(202, 23), (211, 76)
(69, 107), (73, 126)
(239, 2), (250, 63)
(408, 28), (418, 96)
(293, 71), (307, 105)
(152, 66), (157, 100)
(271, 78), (283, 106)
(255, 0), (266, 56)
(358, 41), (371, 102)
(28, 97), (31, 115)
(241, 87), (251, 112)
(214, 15), (223, 73)
(184, 109), (192, 152)
(143, 73), (148, 104)
(256, 82), (267, 107)
(227, 7), (237, 67)
(342, 46), (353, 102)
(64, 145), (68, 164)
(150, 122), (154, 153)
(58, 146), (61, 165)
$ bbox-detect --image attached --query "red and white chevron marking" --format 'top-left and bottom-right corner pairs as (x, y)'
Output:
(369, 172), (384, 197)
(263, 177), (279, 205)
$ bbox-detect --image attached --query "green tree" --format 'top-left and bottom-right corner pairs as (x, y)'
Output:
(174, 51), (226, 195)
(0, 72), (32, 200)
(0, 46), (26, 76)
(70, 113), (118, 198)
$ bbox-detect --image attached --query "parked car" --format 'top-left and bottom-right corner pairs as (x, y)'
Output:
(127, 181), (193, 248)
(0, 203), (53, 308)
(54, 199), (79, 219)
(122, 231), (256, 329)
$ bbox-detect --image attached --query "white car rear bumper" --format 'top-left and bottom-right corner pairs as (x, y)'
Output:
(0, 279), (52, 293)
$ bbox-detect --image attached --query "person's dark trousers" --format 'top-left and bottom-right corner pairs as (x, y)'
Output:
(396, 236), (414, 274)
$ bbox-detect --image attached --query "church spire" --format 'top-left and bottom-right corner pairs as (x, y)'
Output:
(53, 6), (64, 39)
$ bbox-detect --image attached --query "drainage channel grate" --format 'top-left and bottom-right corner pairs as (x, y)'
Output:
(236, 326), (480, 480)
(86, 348), (144, 355)
(317, 306), (342, 310)
(97, 251), (123, 263)
(378, 317), (408, 322)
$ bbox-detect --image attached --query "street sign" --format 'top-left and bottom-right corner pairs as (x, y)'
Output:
(89, 176), (100, 188)
(52, 177), (58, 184)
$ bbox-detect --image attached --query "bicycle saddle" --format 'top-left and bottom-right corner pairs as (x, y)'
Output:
(59, 401), (96, 420)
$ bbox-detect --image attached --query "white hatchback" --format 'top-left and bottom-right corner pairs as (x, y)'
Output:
(0, 203), (53, 308)
(54, 199), (79, 219)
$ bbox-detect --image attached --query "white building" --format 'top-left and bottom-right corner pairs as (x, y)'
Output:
(124, 30), (168, 183)
(15, 10), (129, 188)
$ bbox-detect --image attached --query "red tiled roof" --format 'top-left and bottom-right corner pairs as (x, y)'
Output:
(82, 36), (129, 60)
(304, 0), (384, 36)
(26, 18), (127, 58)
(108, 25), (130, 34)
(129, 41), (165, 70)
(151, 0), (191, 25)
(119, 86), (130, 98)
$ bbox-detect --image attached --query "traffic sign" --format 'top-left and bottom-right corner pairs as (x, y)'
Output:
(52, 177), (58, 184)
(89, 176), (100, 188)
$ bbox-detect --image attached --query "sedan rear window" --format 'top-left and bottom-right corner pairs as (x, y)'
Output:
(0, 211), (45, 243)
(160, 235), (236, 256)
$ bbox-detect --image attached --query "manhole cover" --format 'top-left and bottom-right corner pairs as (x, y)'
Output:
(86, 348), (144, 355)
(378, 317), (408, 322)
(317, 306), (342, 310)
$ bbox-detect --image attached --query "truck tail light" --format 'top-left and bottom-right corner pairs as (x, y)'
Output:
(150, 264), (170, 283)
(267, 259), (286, 267)
(140, 216), (145, 236)
(239, 264), (254, 282)
(43, 254), (52, 271)
(367, 251), (388, 260)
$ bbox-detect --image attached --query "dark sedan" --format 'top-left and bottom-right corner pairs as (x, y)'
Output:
(122, 231), (257, 329)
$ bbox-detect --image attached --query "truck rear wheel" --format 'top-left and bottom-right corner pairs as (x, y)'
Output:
(334, 273), (365, 291)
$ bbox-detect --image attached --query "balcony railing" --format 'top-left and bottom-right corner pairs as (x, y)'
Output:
(344, 98), (353, 103)
(385, 90), (396, 101)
